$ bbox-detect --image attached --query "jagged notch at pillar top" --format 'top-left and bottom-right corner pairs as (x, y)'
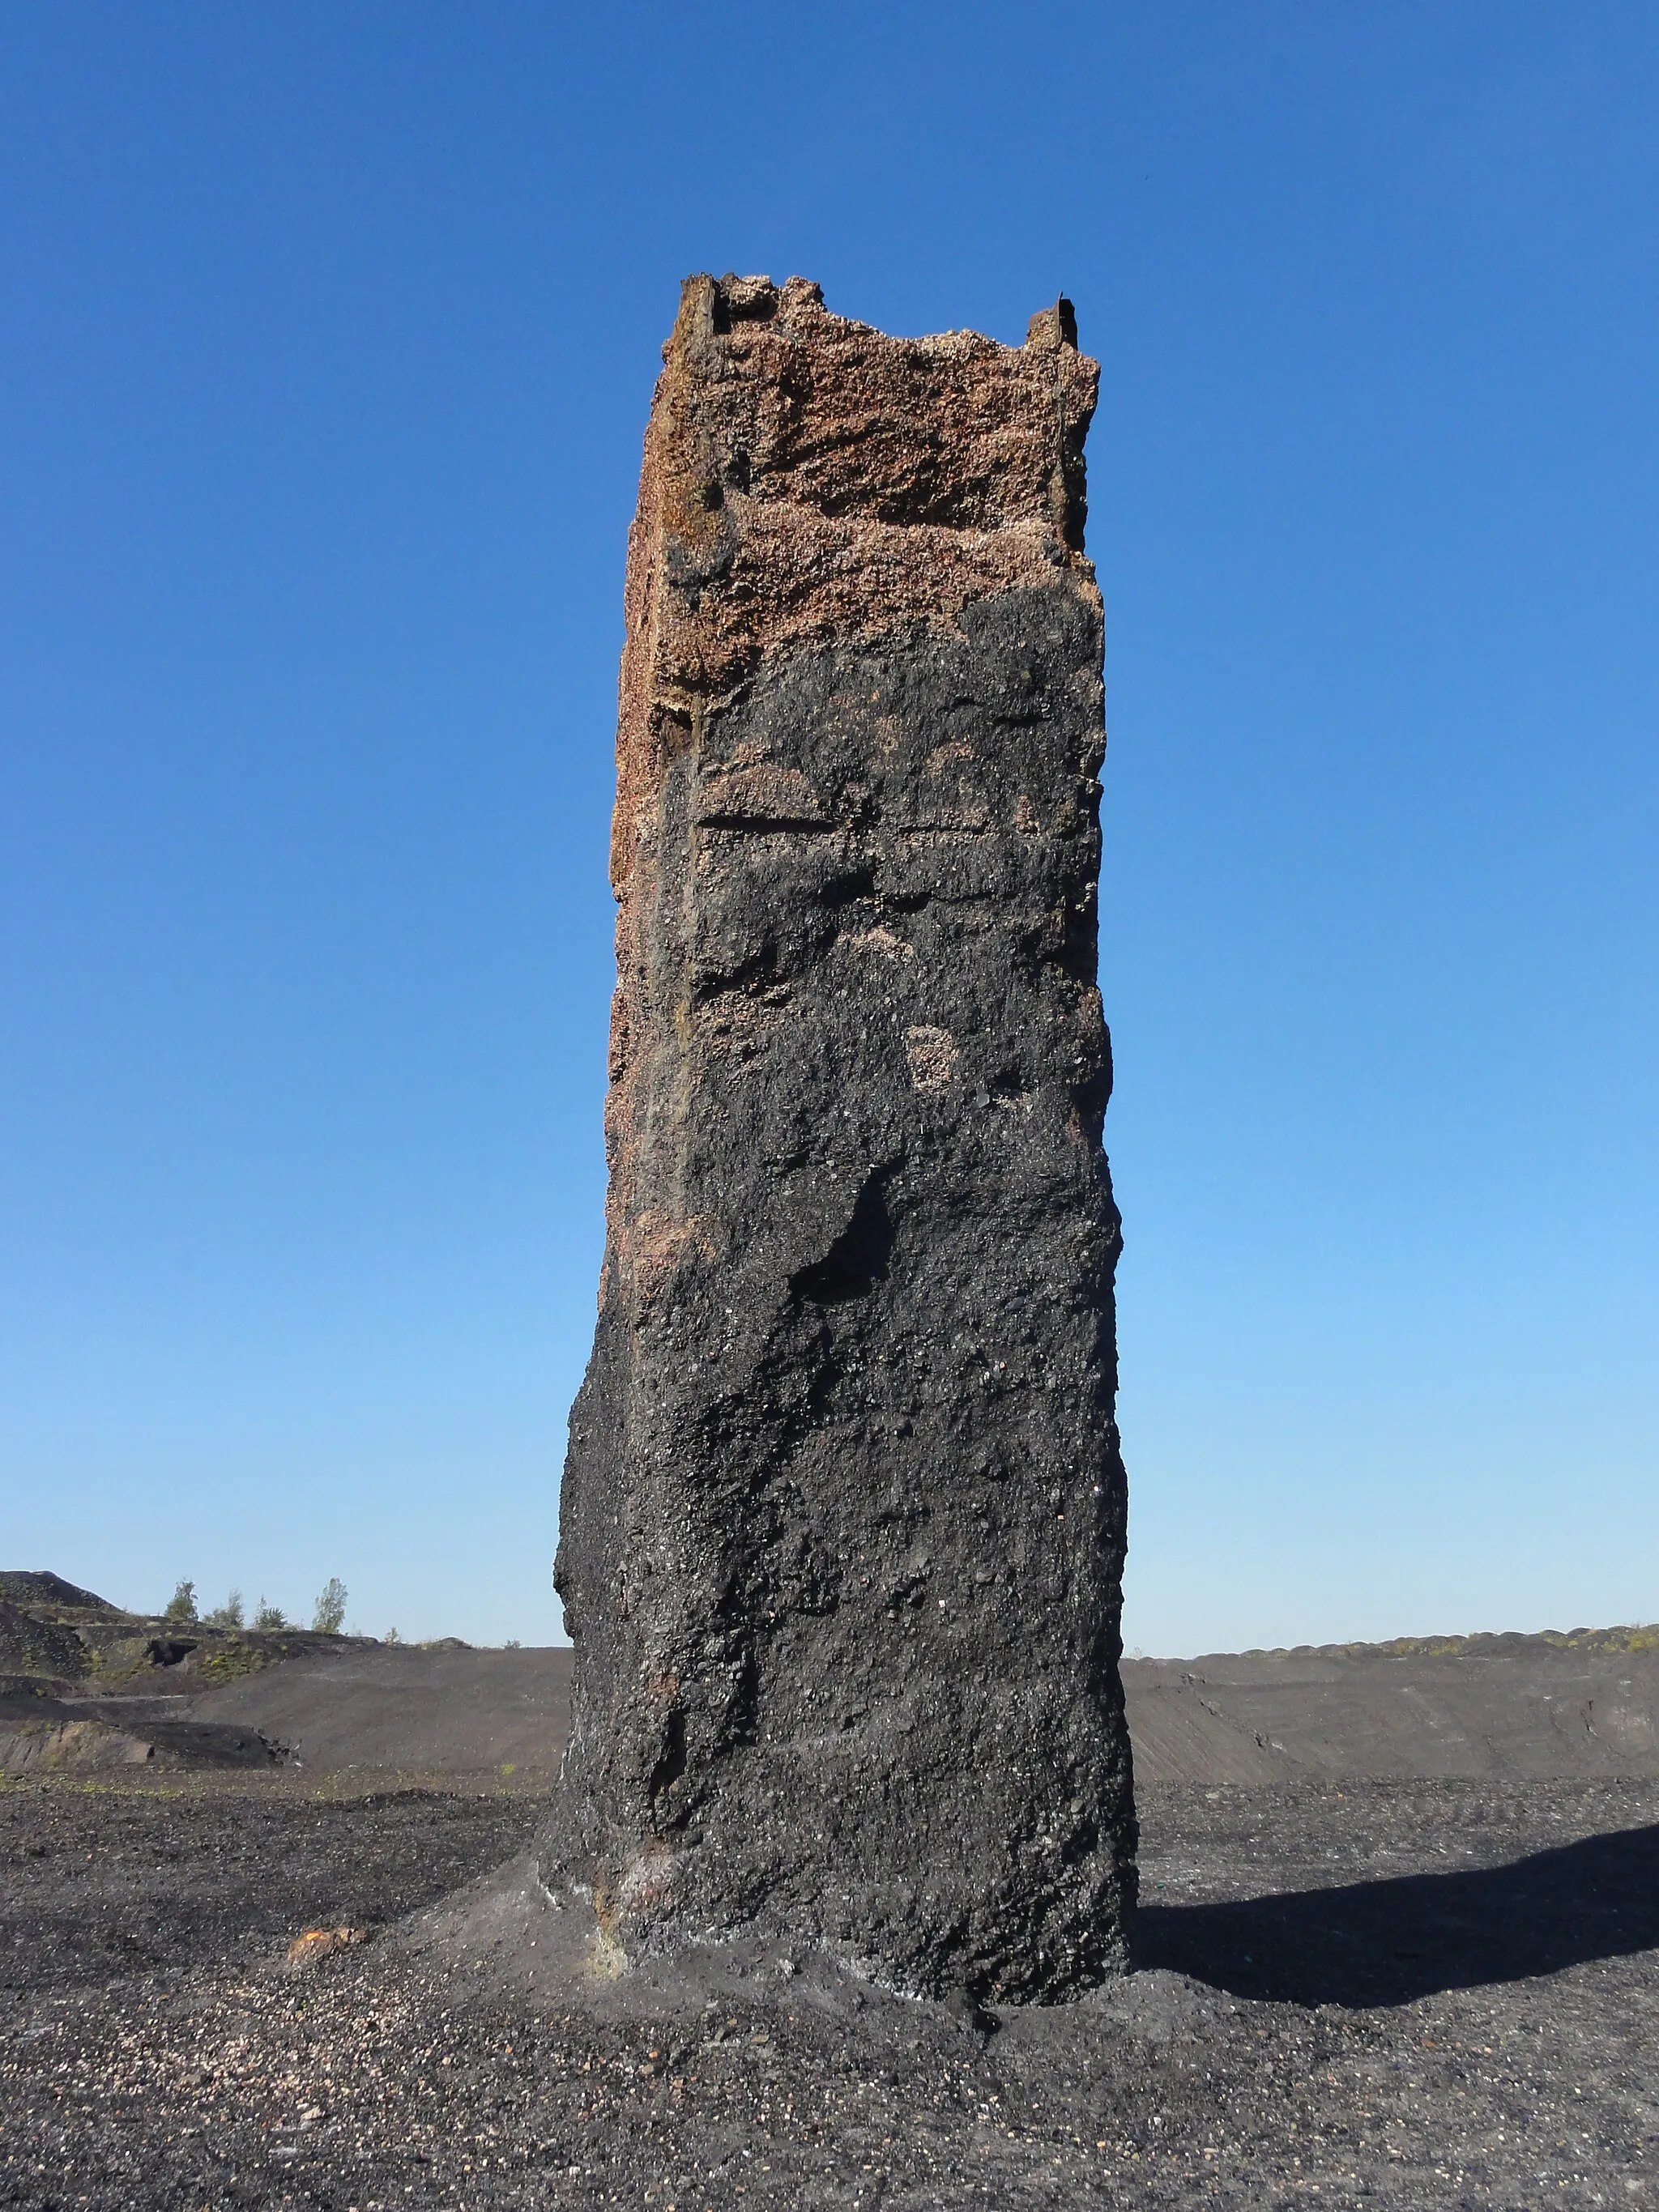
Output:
(658, 270), (1093, 549)
(614, 273), (1098, 893)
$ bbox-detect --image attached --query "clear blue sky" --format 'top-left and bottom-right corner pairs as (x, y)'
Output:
(2, 3), (1654, 1653)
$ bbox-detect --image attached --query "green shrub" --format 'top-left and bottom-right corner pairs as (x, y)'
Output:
(163, 1580), (197, 1624)
(312, 1578), (348, 1634)
(382, 1626), (401, 1644)
(204, 1589), (244, 1630)
(252, 1596), (288, 1632)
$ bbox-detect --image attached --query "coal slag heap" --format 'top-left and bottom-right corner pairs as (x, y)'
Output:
(544, 275), (1136, 2001)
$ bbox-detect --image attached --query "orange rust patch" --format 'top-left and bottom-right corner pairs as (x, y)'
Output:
(628, 1210), (723, 1308)
(643, 1669), (681, 1715)
(285, 1926), (368, 1969)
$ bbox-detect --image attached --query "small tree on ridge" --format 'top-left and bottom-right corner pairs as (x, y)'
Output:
(312, 1577), (348, 1634)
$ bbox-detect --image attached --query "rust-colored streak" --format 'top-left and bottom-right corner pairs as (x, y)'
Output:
(602, 275), (1098, 1319)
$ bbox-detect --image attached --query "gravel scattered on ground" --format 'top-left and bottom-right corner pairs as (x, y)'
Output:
(0, 1775), (538, 1995)
(2, 1774), (1657, 2208)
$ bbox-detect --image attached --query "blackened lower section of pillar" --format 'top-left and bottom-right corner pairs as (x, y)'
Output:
(545, 578), (1135, 2002)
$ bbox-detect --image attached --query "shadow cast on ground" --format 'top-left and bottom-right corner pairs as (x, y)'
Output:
(1135, 1821), (1659, 2007)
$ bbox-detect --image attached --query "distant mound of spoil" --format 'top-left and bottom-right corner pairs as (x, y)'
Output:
(0, 1571), (120, 1613)
(0, 1600), (92, 1686)
(1128, 1627), (1659, 1784)
(0, 1570), (381, 1772)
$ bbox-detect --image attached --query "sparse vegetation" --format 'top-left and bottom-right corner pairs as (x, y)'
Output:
(504, 1638), (522, 1649)
(382, 1626), (401, 1645)
(1247, 1623), (1659, 1660)
(203, 1589), (244, 1630)
(162, 1580), (197, 1624)
(251, 1596), (288, 1632)
(312, 1578), (348, 1634)
(191, 1639), (279, 1684)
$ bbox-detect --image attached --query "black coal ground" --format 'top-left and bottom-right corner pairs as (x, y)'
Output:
(3, 1775), (1657, 2209)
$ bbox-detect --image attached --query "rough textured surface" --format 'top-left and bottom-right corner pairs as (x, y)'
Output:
(4, 1771), (1657, 2209)
(544, 275), (1133, 2002)
(0, 1574), (117, 1614)
(0, 1775), (538, 1997)
(0, 1602), (90, 1687)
